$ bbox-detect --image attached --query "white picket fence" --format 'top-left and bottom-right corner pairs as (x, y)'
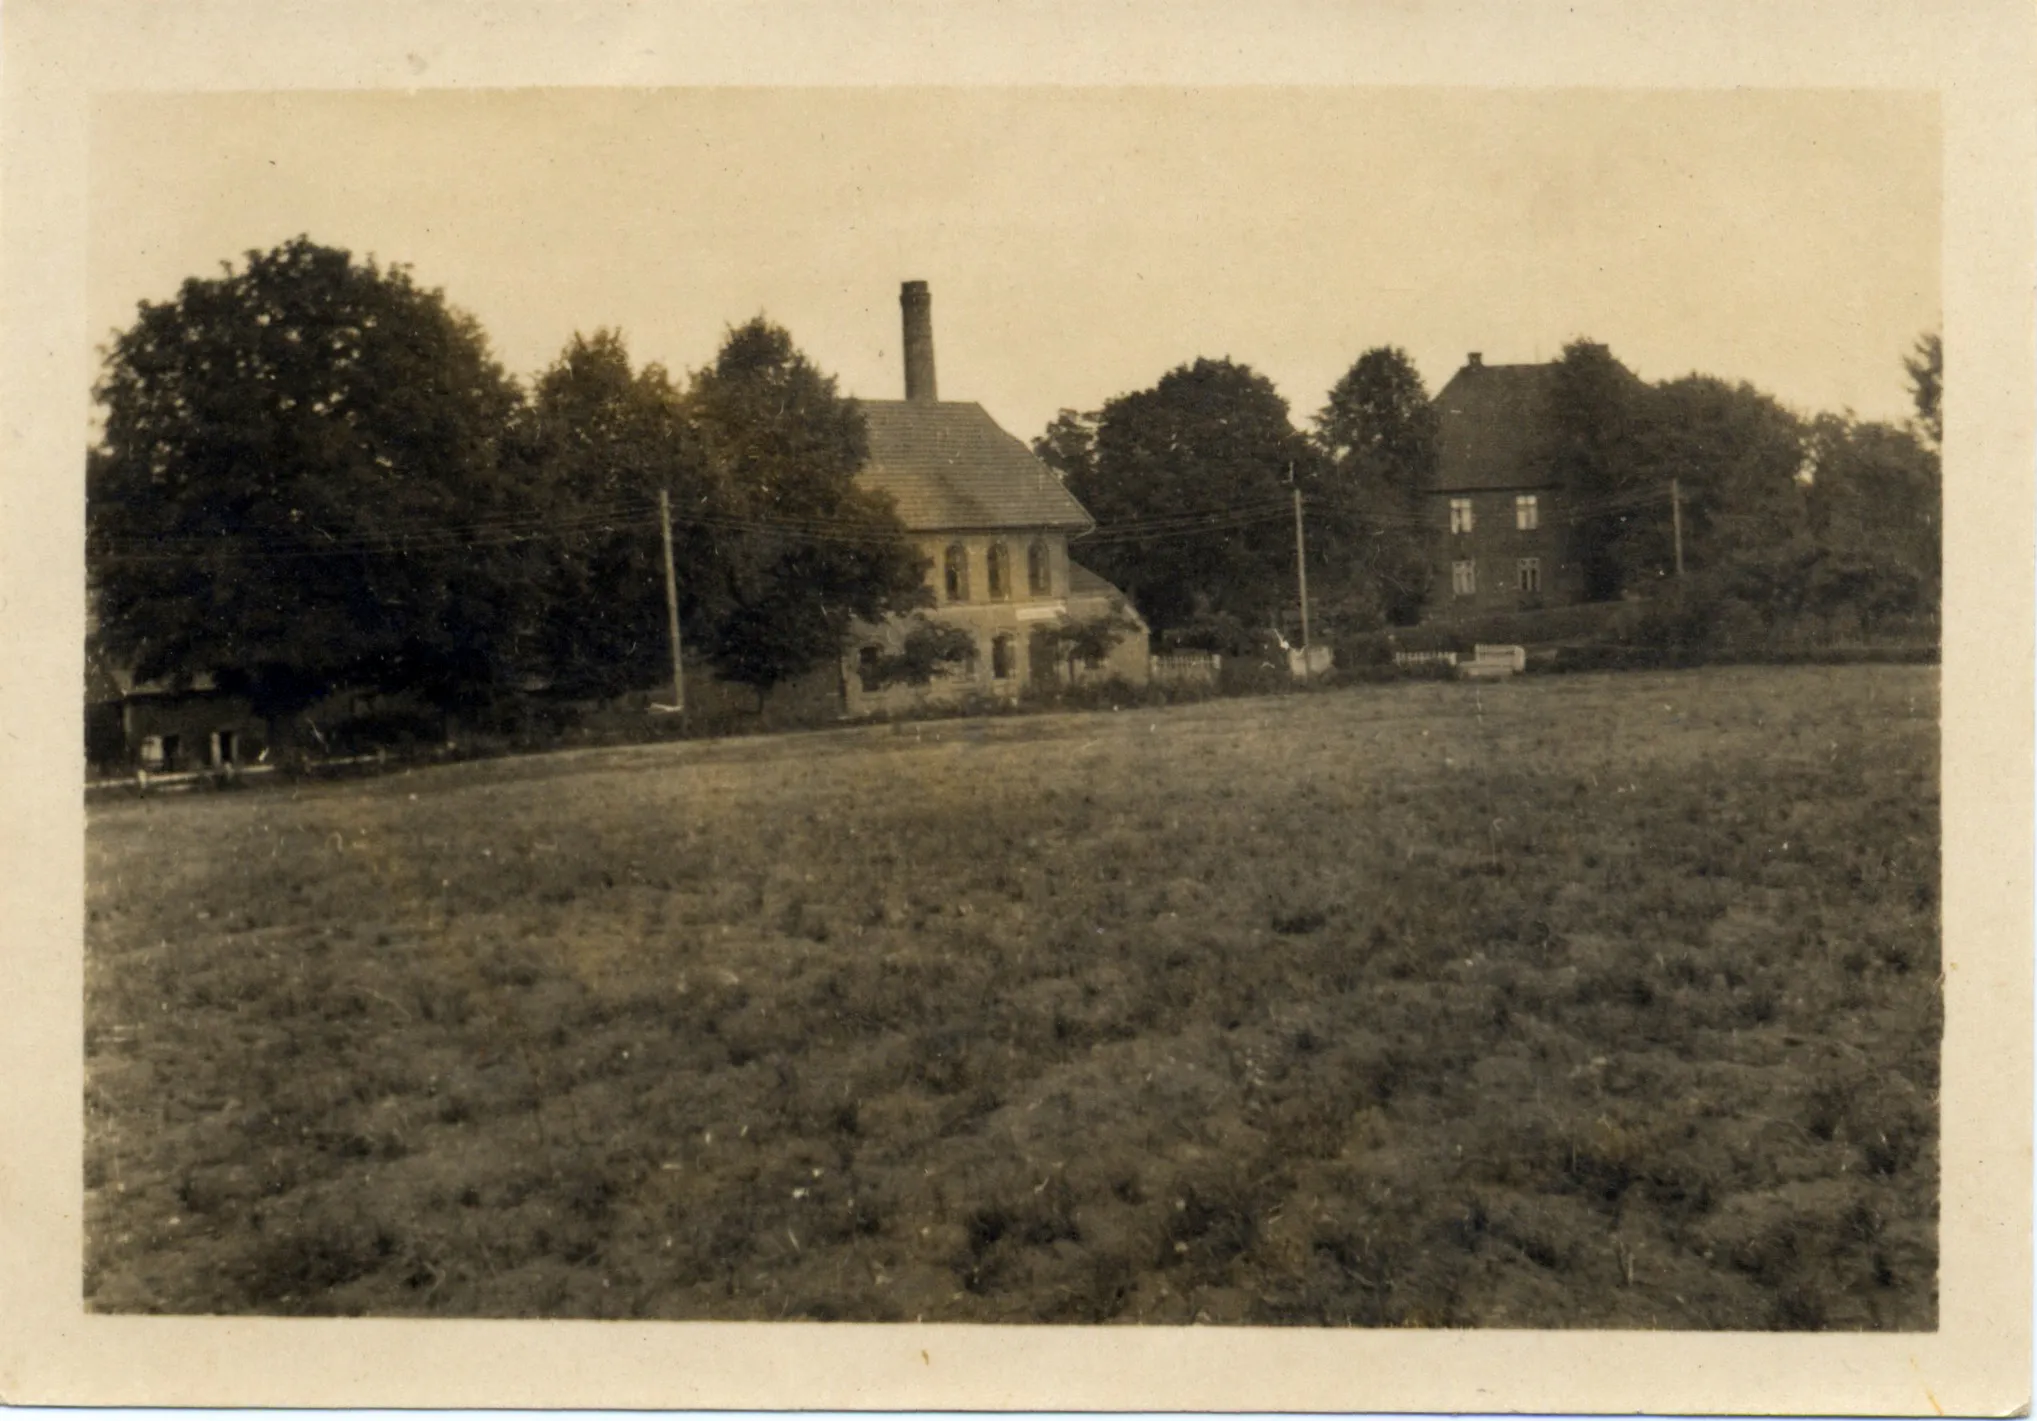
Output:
(1150, 651), (1222, 685)
(1391, 645), (1526, 678)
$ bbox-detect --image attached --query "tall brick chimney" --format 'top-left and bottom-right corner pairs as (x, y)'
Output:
(901, 280), (937, 402)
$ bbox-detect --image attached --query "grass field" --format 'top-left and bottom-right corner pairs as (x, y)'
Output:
(83, 664), (1940, 1327)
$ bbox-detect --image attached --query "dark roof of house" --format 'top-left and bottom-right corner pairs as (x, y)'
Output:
(858, 399), (1094, 533)
(1431, 361), (1561, 493)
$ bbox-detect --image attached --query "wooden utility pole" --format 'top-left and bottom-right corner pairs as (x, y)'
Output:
(1670, 477), (1685, 579)
(1292, 483), (1312, 680)
(657, 487), (687, 715)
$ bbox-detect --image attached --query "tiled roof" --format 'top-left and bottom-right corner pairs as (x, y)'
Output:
(1067, 560), (1130, 603)
(858, 400), (1095, 533)
(1431, 362), (1561, 493)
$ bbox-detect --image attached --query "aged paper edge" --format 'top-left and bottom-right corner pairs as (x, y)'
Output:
(1, 0), (2028, 1412)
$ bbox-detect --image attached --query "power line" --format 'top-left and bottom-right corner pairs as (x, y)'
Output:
(90, 482), (1686, 564)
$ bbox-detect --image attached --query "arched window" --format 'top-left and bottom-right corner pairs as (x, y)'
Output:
(991, 633), (1016, 680)
(943, 543), (970, 602)
(1026, 538), (1050, 595)
(985, 542), (1010, 599)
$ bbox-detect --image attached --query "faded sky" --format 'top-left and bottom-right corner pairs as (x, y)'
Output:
(91, 87), (1939, 442)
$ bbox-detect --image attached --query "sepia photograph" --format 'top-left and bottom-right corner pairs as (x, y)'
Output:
(74, 83), (1949, 1334)
(7, 2), (2035, 1411)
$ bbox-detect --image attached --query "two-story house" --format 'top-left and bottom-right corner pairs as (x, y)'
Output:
(1427, 353), (1582, 614)
(842, 282), (1149, 713)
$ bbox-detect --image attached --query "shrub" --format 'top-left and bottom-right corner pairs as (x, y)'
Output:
(321, 707), (445, 756)
(1033, 600), (1144, 668)
(1162, 611), (1279, 659)
(867, 618), (979, 689)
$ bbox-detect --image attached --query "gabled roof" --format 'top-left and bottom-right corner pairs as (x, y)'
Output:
(858, 399), (1094, 533)
(1431, 361), (1561, 493)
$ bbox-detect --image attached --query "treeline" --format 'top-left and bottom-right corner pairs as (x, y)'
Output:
(87, 238), (930, 732)
(1534, 338), (1940, 649)
(88, 235), (1940, 742)
(1035, 336), (1942, 650)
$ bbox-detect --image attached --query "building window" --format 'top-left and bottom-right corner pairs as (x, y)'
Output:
(1516, 494), (1540, 531)
(139, 735), (166, 768)
(943, 543), (970, 602)
(856, 645), (883, 692)
(1452, 560), (1477, 596)
(1449, 497), (1475, 534)
(1517, 557), (1542, 593)
(986, 541), (1010, 599)
(1027, 538), (1050, 595)
(991, 634), (1016, 680)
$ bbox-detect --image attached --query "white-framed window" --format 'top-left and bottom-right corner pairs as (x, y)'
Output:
(1515, 494), (1540, 531)
(1517, 557), (1542, 593)
(1451, 559), (1477, 596)
(1449, 497), (1475, 534)
(991, 633), (1016, 680)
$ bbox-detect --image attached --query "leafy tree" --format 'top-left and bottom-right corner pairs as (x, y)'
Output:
(1033, 600), (1143, 670)
(1032, 408), (1099, 484)
(1904, 331), (1942, 449)
(1539, 340), (1649, 601)
(513, 330), (702, 699)
(1159, 609), (1278, 658)
(1799, 412), (1940, 630)
(1622, 376), (1807, 587)
(1310, 346), (1440, 625)
(868, 617), (978, 689)
(1066, 357), (1313, 634)
(682, 319), (929, 706)
(87, 237), (526, 730)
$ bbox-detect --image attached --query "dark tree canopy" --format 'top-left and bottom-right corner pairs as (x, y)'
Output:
(1315, 345), (1440, 478)
(682, 318), (928, 702)
(1031, 408), (1099, 485)
(1798, 412), (1940, 628)
(87, 237), (526, 721)
(1310, 346), (1440, 625)
(1064, 357), (1311, 633)
(1538, 340), (1650, 601)
(512, 330), (700, 699)
(1622, 375), (1807, 587)
(1587, 339), (1939, 639)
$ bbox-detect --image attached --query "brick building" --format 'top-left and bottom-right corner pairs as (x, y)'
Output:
(841, 283), (1149, 713)
(1427, 353), (1581, 614)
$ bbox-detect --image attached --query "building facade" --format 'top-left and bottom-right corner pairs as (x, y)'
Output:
(842, 282), (1148, 714)
(1426, 353), (1583, 615)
